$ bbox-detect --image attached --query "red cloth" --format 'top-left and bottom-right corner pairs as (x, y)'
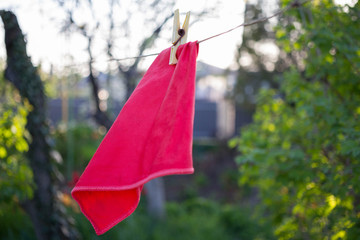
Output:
(72, 42), (199, 235)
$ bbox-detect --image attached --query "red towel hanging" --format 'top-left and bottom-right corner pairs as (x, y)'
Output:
(72, 41), (199, 235)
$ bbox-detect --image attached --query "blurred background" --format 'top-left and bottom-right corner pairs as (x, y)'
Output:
(0, 0), (359, 239)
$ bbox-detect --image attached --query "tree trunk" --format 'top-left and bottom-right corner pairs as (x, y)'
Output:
(0, 10), (75, 240)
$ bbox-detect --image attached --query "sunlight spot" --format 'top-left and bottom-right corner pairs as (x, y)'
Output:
(331, 230), (346, 240)
(268, 123), (275, 132)
(356, 107), (360, 115)
(306, 182), (315, 190)
(327, 195), (337, 209)
(98, 89), (109, 100)
(0, 147), (7, 158)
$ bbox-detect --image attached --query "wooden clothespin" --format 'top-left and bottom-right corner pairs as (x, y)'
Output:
(169, 9), (190, 65)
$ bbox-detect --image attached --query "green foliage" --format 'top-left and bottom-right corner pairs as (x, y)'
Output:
(6, 195), (273, 239)
(0, 68), (35, 238)
(71, 198), (274, 240)
(54, 123), (105, 181)
(0, 71), (33, 203)
(0, 202), (36, 240)
(232, 1), (360, 239)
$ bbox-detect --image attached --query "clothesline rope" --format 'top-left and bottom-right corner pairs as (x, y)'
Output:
(110, 0), (309, 62)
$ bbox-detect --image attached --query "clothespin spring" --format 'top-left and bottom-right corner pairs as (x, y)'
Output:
(172, 29), (186, 46)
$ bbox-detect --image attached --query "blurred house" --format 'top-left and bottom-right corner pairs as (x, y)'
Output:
(48, 61), (243, 139)
(195, 61), (237, 139)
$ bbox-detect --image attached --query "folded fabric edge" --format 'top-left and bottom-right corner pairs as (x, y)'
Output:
(71, 167), (194, 235)
(72, 187), (141, 235)
(72, 167), (194, 192)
